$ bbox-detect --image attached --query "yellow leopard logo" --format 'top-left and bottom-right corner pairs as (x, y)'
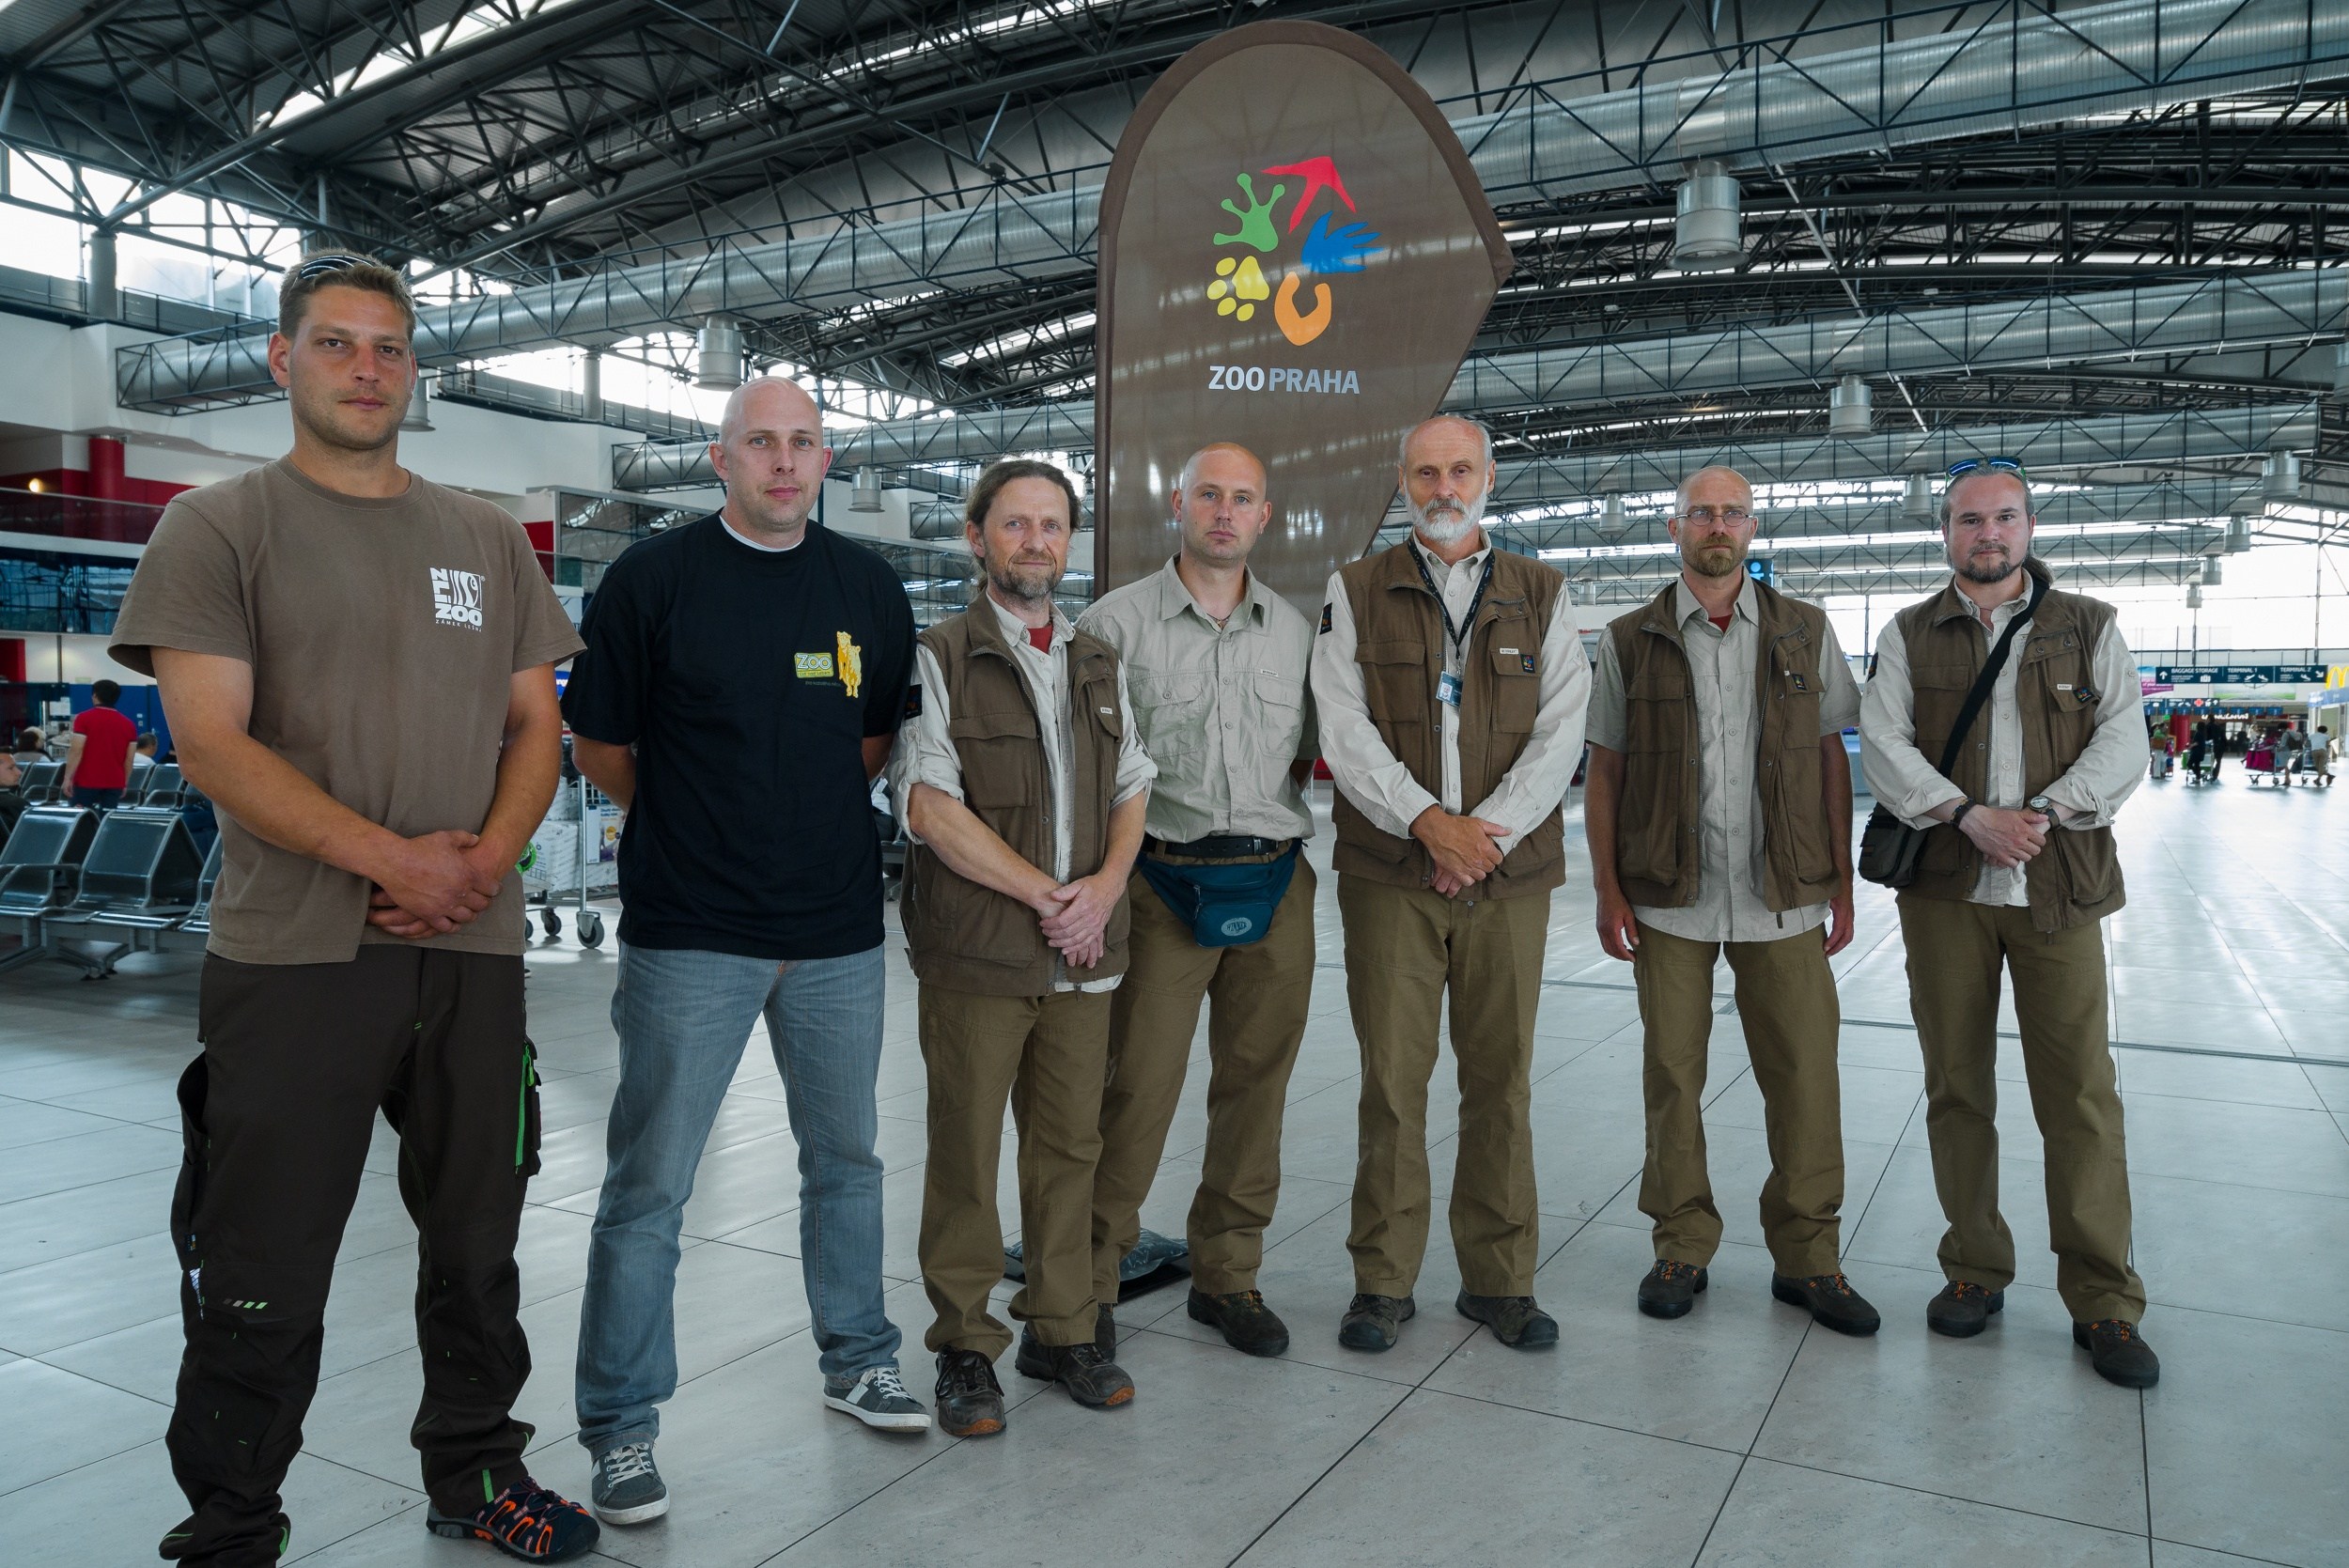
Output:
(836, 631), (863, 699)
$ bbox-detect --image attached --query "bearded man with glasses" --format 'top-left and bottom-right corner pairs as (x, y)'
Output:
(1858, 457), (2158, 1389)
(1583, 466), (1877, 1334)
(1309, 415), (1588, 1355)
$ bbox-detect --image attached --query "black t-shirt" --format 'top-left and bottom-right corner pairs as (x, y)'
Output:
(561, 514), (915, 959)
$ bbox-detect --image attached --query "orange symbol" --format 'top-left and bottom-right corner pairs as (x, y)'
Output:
(1274, 272), (1332, 346)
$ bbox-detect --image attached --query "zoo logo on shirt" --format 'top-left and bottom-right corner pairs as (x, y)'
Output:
(429, 567), (485, 629)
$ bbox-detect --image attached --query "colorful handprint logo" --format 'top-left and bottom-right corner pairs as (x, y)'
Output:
(1206, 155), (1381, 347)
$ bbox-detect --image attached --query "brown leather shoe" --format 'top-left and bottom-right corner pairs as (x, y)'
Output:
(1187, 1287), (1291, 1357)
(1338, 1292), (1415, 1352)
(1455, 1292), (1560, 1348)
(933, 1348), (1005, 1437)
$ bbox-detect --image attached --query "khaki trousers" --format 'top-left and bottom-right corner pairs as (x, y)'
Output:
(916, 984), (1110, 1358)
(1091, 857), (1316, 1302)
(1631, 922), (1845, 1278)
(1895, 893), (2145, 1324)
(1339, 875), (1548, 1298)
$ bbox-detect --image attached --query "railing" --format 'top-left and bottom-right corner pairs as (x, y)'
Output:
(0, 488), (169, 548)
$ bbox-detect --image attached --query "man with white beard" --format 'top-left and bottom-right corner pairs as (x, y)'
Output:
(1309, 415), (1589, 1354)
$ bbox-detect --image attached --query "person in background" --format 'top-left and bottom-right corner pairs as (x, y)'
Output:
(891, 458), (1154, 1436)
(1858, 456), (2157, 1389)
(1078, 442), (1319, 1360)
(565, 374), (925, 1531)
(13, 726), (44, 765)
(107, 251), (597, 1564)
(1309, 414), (1588, 1355)
(64, 678), (139, 809)
(2313, 725), (2334, 784)
(1583, 465), (1877, 1335)
(0, 748), (25, 834)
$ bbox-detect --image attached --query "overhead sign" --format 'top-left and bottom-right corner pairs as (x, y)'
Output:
(1094, 22), (1513, 611)
(2152, 665), (2327, 686)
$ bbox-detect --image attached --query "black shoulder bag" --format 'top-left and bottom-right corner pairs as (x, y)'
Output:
(1858, 573), (2048, 889)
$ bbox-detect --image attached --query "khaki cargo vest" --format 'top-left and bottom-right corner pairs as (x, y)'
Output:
(1331, 541), (1567, 899)
(1606, 578), (1842, 912)
(1896, 561), (2130, 933)
(901, 599), (1132, 994)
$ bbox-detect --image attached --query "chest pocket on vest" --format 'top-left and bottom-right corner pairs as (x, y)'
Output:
(1486, 634), (1539, 733)
(949, 706), (1042, 809)
(1356, 639), (1430, 728)
(2027, 632), (2097, 753)
(1907, 659), (1981, 762)
(1625, 662), (1689, 753)
(1770, 640), (1824, 753)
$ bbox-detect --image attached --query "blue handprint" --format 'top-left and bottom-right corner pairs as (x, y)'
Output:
(1299, 210), (1380, 274)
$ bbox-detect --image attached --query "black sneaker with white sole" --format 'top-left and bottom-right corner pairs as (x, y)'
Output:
(589, 1441), (667, 1527)
(823, 1362), (932, 1432)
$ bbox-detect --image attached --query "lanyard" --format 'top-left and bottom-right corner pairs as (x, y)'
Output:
(1411, 547), (1495, 659)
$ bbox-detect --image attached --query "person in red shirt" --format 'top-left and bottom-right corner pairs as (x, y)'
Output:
(66, 679), (139, 810)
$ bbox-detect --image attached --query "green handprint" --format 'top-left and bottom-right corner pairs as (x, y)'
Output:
(1213, 174), (1285, 253)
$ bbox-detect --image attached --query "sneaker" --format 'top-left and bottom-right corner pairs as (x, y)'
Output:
(1637, 1259), (1708, 1320)
(934, 1347), (1007, 1437)
(1338, 1292), (1415, 1352)
(588, 1440), (667, 1527)
(1925, 1280), (2005, 1338)
(426, 1477), (599, 1561)
(1455, 1292), (1561, 1348)
(1769, 1271), (1882, 1336)
(2073, 1318), (2161, 1389)
(1013, 1328), (1137, 1407)
(823, 1363), (932, 1433)
(1187, 1287), (1291, 1357)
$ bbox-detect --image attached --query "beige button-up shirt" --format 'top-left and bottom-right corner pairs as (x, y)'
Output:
(889, 594), (1156, 991)
(1588, 580), (1859, 943)
(1859, 577), (2144, 908)
(1077, 557), (1315, 846)
(1311, 535), (1590, 858)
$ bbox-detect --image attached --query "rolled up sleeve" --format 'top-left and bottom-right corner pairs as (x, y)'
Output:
(2039, 621), (2148, 828)
(1110, 660), (1157, 809)
(888, 644), (967, 840)
(1859, 618), (1968, 829)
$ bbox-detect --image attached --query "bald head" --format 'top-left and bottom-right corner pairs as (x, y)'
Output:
(1179, 442), (1267, 494)
(1674, 465), (1753, 518)
(711, 374), (831, 542)
(1172, 441), (1272, 570)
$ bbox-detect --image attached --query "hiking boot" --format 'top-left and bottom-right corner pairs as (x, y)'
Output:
(1455, 1292), (1561, 1348)
(1014, 1328), (1137, 1407)
(934, 1347), (1007, 1437)
(2074, 1319), (2161, 1389)
(1096, 1302), (1117, 1357)
(587, 1440), (667, 1526)
(1638, 1259), (1708, 1320)
(1925, 1280), (2005, 1338)
(426, 1477), (599, 1561)
(1187, 1287), (1291, 1357)
(1770, 1271), (1882, 1336)
(822, 1362), (931, 1433)
(1338, 1292), (1415, 1352)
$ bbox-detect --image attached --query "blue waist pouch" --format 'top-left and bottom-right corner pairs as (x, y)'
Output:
(1137, 846), (1299, 948)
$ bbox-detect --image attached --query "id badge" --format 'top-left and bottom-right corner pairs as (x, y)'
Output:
(1438, 671), (1463, 708)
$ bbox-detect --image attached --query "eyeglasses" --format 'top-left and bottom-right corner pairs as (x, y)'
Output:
(291, 253), (372, 281)
(1679, 506), (1750, 525)
(1946, 455), (2028, 481)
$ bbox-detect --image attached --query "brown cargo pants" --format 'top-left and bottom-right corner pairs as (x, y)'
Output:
(1631, 922), (1845, 1278)
(1090, 855), (1316, 1304)
(1339, 875), (1548, 1298)
(916, 984), (1111, 1359)
(1895, 893), (2146, 1325)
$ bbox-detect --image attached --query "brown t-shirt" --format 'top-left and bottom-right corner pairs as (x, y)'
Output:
(109, 458), (584, 965)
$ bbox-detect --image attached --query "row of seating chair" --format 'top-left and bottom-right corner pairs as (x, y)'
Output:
(13, 759), (189, 808)
(0, 805), (220, 979)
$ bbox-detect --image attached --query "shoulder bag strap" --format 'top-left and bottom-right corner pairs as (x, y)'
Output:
(1934, 571), (2050, 778)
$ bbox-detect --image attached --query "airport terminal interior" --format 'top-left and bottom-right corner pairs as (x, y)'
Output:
(2, 0), (2348, 1563)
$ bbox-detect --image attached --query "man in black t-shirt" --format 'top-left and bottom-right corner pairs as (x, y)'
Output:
(563, 377), (922, 1528)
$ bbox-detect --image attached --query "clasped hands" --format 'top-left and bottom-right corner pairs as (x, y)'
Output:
(1031, 870), (1122, 970)
(1957, 804), (2053, 870)
(366, 830), (508, 939)
(1412, 805), (1511, 898)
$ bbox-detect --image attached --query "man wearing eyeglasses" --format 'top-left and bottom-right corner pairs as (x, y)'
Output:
(1858, 457), (2157, 1389)
(1584, 467), (1876, 1333)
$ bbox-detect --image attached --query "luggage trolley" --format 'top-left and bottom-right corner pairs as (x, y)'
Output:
(523, 751), (618, 948)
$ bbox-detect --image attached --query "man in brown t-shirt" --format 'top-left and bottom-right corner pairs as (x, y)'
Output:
(108, 255), (597, 1566)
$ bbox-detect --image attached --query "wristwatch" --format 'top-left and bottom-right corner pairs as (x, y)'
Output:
(1948, 800), (1977, 830)
(2027, 793), (2062, 828)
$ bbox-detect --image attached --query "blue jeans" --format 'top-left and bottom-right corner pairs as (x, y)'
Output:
(575, 942), (898, 1453)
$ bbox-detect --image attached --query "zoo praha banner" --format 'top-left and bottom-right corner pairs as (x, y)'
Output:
(1094, 22), (1513, 609)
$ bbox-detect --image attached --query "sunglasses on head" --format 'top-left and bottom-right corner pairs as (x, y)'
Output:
(292, 253), (374, 281)
(1946, 455), (2027, 482)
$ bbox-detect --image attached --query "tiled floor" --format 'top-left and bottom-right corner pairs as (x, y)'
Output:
(2, 777), (2346, 1566)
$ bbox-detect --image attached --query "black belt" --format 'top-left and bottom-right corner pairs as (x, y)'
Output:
(1143, 833), (1295, 861)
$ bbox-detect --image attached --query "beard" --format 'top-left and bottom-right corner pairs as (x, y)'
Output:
(1408, 485), (1487, 545)
(1955, 545), (2020, 584)
(986, 552), (1063, 604)
(1686, 537), (1745, 579)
